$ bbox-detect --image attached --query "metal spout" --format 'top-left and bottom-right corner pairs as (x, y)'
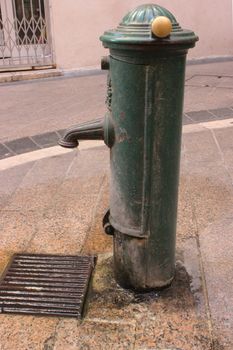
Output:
(59, 118), (104, 148)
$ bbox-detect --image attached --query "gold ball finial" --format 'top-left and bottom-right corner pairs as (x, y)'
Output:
(151, 16), (172, 38)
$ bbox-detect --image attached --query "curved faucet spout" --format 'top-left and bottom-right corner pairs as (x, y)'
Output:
(59, 118), (104, 148)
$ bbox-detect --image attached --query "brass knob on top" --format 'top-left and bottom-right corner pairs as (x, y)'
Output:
(151, 16), (172, 38)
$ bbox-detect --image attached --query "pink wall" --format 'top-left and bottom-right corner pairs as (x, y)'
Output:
(50, 0), (233, 69)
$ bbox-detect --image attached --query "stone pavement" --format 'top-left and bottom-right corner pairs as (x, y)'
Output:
(0, 62), (233, 350)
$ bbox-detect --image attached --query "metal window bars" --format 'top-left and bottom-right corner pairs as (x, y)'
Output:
(0, 0), (53, 70)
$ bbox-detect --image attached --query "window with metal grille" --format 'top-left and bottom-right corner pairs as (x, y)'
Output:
(13, 0), (47, 45)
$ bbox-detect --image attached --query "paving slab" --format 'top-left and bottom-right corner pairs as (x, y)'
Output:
(0, 315), (59, 350)
(2, 151), (75, 212)
(84, 247), (211, 350)
(184, 85), (233, 112)
(0, 162), (34, 209)
(183, 129), (222, 165)
(4, 137), (40, 155)
(82, 176), (112, 255)
(32, 131), (60, 148)
(182, 129), (233, 235)
(176, 174), (197, 242)
(200, 218), (233, 350)
(53, 318), (136, 350)
(1, 147), (109, 256)
(0, 143), (14, 159)
(213, 127), (233, 177)
(210, 107), (233, 118)
(186, 61), (233, 77)
(185, 110), (215, 123)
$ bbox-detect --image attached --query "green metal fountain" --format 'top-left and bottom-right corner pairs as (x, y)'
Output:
(59, 4), (198, 291)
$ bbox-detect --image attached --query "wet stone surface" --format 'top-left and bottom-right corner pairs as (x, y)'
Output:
(86, 253), (213, 350)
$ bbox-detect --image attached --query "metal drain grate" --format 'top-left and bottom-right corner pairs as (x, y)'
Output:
(0, 254), (96, 318)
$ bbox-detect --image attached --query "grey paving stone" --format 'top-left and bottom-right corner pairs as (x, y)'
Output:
(32, 131), (59, 147)
(209, 107), (233, 119)
(185, 110), (215, 122)
(4, 137), (40, 154)
(0, 143), (14, 159)
(182, 114), (193, 125)
(56, 129), (66, 137)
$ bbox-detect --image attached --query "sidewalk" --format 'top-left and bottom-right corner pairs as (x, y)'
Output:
(0, 62), (232, 350)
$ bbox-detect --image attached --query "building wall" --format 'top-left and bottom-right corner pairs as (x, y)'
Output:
(49, 0), (233, 70)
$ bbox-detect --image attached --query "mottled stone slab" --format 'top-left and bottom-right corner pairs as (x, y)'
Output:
(0, 162), (33, 209)
(213, 127), (233, 175)
(82, 177), (112, 255)
(182, 129), (222, 164)
(84, 241), (211, 350)
(0, 210), (39, 252)
(3, 151), (75, 211)
(27, 208), (89, 255)
(53, 319), (136, 350)
(182, 129), (233, 235)
(176, 174), (197, 241)
(0, 315), (58, 350)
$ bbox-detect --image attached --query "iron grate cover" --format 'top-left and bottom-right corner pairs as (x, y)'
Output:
(0, 254), (96, 318)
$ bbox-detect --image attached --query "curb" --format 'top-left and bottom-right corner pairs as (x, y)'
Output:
(1, 118), (233, 171)
(0, 68), (63, 83)
(0, 107), (233, 161)
(1, 56), (233, 84)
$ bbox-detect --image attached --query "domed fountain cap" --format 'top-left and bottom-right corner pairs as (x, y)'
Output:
(100, 4), (198, 49)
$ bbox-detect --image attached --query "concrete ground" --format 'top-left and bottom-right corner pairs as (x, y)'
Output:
(0, 62), (233, 350)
